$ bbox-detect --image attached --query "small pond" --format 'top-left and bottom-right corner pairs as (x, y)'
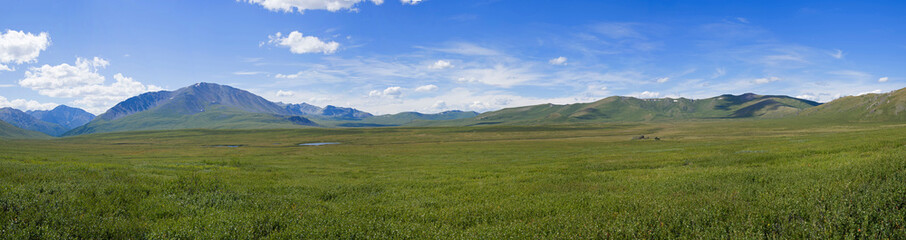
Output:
(299, 142), (341, 146)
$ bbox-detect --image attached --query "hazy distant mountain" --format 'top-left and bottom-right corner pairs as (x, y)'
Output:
(66, 82), (316, 135)
(437, 93), (820, 126)
(284, 103), (324, 116)
(799, 87), (906, 121)
(284, 103), (373, 120)
(348, 110), (479, 127)
(0, 107), (68, 136)
(0, 118), (49, 139)
(27, 105), (95, 130)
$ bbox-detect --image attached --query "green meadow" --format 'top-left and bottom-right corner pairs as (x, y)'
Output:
(1, 120), (905, 238)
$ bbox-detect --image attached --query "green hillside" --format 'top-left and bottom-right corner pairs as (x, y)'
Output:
(0, 120), (49, 139)
(65, 106), (315, 136)
(439, 93), (819, 126)
(799, 88), (906, 122)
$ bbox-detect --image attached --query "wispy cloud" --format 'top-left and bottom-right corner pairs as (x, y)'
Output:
(829, 49), (844, 59)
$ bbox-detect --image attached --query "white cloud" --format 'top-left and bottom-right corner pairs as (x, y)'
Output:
(18, 57), (161, 114)
(638, 91), (660, 98)
(830, 49), (844, 59)
(429, 60), (453, 69)
(369, 86), (402, 98)
(0, 95), (57, 111)
(414, 84), (438, 92)
(416, 42), (501, 56)
(752, 76), (780, 84)
(268, 31), (339, 54)
(233, 71), (266, 75)
(19, 57), (108, 91)
(241, 0), (384, 13)
(456, 65), (540, 87)
(879, 77), (889, 83)
(0, 30), (51, 71)
(712, 68), (726, 78)
(829, 70), (872, 81)
(549, 56), (568, 65)
(857, 89), (883, 96)
(276, 90), (295, 97)
(736, 17), (749, 24)
(592, 23), (644, 39)
(656, 77), (669, 83)
(431, 100), (447, 110)
(400, 0), (423, 4)
(795, 94), (818, 101)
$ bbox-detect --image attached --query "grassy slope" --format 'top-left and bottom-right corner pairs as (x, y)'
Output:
(1, 119), (904, 238)
(800, 88), (906, 122)
(423, 95), (818, 126)
(66, 106), (312, 136)
(0, 120), (49, 139)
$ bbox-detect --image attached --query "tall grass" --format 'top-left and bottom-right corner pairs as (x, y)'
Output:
(1, 120), (904, 238)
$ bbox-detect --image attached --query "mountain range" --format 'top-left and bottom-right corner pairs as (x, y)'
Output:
(0, 105), (95, 136)
(4, 82), (906, 138)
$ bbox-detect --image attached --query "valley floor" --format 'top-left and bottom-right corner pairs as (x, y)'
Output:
(1, 120), (905, 238)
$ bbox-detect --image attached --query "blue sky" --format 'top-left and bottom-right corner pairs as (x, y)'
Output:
(1, 0), (904, 114)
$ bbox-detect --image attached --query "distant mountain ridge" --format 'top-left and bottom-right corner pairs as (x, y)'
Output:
(0, 107), (68, 136)
(27, 105), (95, 130)
(283, 103), (373, 120)
(67, 82), (316, 135)
(435, 93), (821, 126)
(53, 81), (872, 136)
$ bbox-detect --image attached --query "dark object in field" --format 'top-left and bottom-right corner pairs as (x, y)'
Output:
(632, 135), (661, 141)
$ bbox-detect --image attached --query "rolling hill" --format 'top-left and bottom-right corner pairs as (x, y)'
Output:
(65, 83), (317, 136)
(435, 93), (820, 126)
(0, 119), (49, 139)
(799, 87), (906, 121)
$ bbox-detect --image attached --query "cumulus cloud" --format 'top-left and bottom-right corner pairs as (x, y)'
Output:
(0, 30), (51, 71)
(400, 0), (423, 4)
(753, 76), (780, 84)
(638, 91), (660, 98)
(18, 57), (161, 114)
(549, 56), (567, 65)
(268, 31), (339, 54)
(414, 84), (438, 92)
(879, 77), (889, 83)
(369, 86), (402, 98)
(19, 57), (108, 91)
(0, 95), (57, 111)
(241, 0), (384, 13)
(276, 90), (295, 97)
(656, 77), (669, 83)
(429, 60), (453, 69)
